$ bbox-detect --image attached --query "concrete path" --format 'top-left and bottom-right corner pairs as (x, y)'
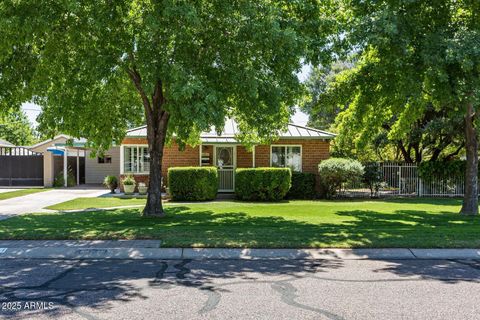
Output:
(1, 258), (480, 319)
(0, 241), (479, 260)
(0, 188), (108, 220)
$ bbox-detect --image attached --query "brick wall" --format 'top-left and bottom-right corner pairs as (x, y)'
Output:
(237, 146), (253, 168)
(120, 137), (331, 191)
(122, 138), (199, 190)
(254, 139), (330, 175)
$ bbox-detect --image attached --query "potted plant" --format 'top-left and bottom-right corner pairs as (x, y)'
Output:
(122, 174), (136, 195)
(103, 175), (118, 194)
(138, 182), (148, 195)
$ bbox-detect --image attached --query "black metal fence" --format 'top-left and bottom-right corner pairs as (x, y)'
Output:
(0, 147), (44, 186)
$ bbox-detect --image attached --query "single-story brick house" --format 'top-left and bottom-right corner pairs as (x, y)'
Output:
(120, 119), (335, 192)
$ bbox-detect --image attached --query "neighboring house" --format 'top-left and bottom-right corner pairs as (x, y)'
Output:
(120, 119), (335, 192)
(0, 138), (15, 147)
(29, 135), (81, 187)
(29, 135), (119, 186)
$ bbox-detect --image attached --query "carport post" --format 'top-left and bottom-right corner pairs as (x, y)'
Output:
(76, 148), (80, 185)
(63, 149), (67, 187)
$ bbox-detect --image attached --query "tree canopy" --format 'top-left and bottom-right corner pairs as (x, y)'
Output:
(319, 0), (480, 214)
(0, 109), (36, 146)
(0, 0), (331, 215)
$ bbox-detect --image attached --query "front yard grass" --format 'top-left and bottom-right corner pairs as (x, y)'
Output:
(0, 188), (48, 201)
(45, 197), (147, 210)
(1, 198), (480, 248)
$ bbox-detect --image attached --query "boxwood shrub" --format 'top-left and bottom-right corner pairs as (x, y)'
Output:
(168, 167), (218, 201)
(287, 172), (316, 199)
(235, 168), (291, 201)
(318, 158), (364, 199)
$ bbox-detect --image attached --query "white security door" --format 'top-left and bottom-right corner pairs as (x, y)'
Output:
(215, 146), (235, 192)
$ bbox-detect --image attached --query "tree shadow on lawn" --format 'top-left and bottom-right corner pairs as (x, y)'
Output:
(1, 207), (480, 318)
(2, 206), (479, 249)
(148, 207), (480, 249)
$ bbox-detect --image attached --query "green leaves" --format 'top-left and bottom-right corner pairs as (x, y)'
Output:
(309, 0), (480, 162)
(0, 0), (325, 150)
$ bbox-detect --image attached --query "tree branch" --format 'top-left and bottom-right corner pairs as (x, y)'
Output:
(127, 68), (152, 115)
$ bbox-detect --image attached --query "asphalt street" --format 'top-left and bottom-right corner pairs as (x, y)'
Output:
(1, 258), (479, 320)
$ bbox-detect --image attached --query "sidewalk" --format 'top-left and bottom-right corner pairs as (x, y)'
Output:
(0, 240), (479, 260)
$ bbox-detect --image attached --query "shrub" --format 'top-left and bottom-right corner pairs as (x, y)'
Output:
(235, 168), (291, 201)
(53, 167), (76, 187)
(362, 163), (384, 198)
(103, 175), (118, 193)
(287, 172), (316, 199)
(168, 167), (218, 201)
(318, 158), (364, 198)
(418, 160), (468, 179)
(122, 174), (136, 186)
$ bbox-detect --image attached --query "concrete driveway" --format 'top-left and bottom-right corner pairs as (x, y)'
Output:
(0, 187), (108, 220)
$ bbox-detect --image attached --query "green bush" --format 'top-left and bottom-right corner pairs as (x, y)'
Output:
(318, 158), (364, 198)
(121, 174), (136, 186)
(287, 172), (316, 199)
(235, 168), (291, 201)
(168, 167), (218, 201)
(418, 160), (469, 179)
(53, 167), (76, 187)
(362, 163), (384, 198)
(103, 175), (118, 193)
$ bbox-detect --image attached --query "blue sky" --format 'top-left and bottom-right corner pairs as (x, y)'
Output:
(22, 64), (312, 127)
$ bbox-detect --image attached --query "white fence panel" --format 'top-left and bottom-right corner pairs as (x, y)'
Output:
(338, 162), (466, 198)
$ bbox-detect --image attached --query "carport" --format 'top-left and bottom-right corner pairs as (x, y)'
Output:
(47, 142), (86, 187)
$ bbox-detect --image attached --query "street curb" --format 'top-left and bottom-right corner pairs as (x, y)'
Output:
(1, 247), (479, 260)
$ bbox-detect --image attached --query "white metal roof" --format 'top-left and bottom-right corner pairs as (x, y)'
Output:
(0, 139), (14, 147)
(126, 119), (335, 142)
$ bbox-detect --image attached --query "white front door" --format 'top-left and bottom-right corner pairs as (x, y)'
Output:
(215, 146), (236, 192)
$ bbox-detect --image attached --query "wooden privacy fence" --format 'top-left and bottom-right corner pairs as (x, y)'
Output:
(0, 147), (44, 186)
(339, 162), (466, 198)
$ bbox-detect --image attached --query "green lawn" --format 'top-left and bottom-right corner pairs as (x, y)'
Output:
(2, 198), (480, 248)
(0, 188), (48, 201)
(45, 197), (147, 210)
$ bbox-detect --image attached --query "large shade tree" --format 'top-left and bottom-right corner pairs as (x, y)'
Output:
(323, 0), (480, 214)
(0, 109), (36, 146)
(0, 0), (330, 216)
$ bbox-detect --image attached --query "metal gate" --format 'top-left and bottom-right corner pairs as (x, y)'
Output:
(0, 147), (44, 186)
(215, 146), (236, 192)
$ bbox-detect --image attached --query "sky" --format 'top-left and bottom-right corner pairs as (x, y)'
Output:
(21, 64), (312, 127)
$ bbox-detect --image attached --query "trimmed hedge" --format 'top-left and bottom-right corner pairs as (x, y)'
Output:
(168, 167), (218, 201)
(235, 168), (291, 201)
(287, 172), (316, 199)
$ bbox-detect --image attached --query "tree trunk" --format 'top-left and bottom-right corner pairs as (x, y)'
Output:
(460, 101), (478, 215)
(127, 69), (170, 217)
(143, 114), (168, 217)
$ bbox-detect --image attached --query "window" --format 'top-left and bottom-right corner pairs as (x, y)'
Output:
(123, 146), (150, 173)
(271, 145), (302, 172)
(98, 155), (112, 164)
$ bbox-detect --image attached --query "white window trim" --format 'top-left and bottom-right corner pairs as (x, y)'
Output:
(269, 144), (302, 172)
(121, 144), (150, 175)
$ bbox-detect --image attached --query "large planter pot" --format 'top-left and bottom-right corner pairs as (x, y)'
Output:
(138, 186), (148, 195)
(124, 184), (135, 195)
